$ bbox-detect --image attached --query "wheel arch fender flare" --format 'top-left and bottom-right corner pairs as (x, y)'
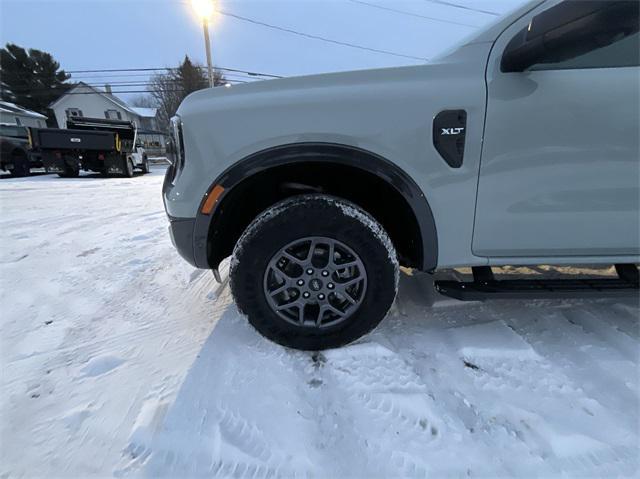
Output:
(193, 142), (439, 272)
(11, 147), (27, 157)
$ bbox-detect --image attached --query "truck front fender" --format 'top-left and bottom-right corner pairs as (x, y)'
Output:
(192, 142), (439, 272)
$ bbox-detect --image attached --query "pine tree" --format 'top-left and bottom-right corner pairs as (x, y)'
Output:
(175, 56), (208, 94)
(0, 43), (71, 115)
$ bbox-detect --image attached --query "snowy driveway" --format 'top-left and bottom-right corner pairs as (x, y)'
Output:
(1, 169), (638, 478)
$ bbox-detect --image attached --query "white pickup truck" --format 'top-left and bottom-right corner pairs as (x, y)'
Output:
(163, 0), (639, 350)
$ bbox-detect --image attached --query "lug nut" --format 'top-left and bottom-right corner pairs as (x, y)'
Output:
(321, 271), (329, 277)
(303, 292), (310, 298)
(318, 294), (325, 300)
(327, 283), (334, 289)
(306, 268), (314, 275)
(297, 279), (305, 286)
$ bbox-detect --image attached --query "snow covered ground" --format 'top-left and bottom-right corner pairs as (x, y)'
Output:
(1, 168), (638, 478)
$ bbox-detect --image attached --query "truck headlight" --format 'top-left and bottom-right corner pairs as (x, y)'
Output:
(169, 115), (184, 171)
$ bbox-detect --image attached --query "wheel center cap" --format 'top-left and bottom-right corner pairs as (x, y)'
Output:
(309, 278), (323, 291)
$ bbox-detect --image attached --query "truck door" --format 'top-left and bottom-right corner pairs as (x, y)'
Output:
(473, 0), (639, 258)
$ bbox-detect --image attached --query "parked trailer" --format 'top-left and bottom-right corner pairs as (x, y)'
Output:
(29, 117), (150, 178)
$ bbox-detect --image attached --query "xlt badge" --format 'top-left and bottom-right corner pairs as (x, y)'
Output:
(441, 127), (465, 135)
(433, 110), (467, 168)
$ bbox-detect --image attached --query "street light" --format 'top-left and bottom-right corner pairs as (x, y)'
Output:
(191, 0), (215, 87)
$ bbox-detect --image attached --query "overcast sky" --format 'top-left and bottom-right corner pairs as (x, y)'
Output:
(0, 0), (525, 100)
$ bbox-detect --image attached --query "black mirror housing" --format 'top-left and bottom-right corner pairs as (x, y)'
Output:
(501, 0), (639, 72)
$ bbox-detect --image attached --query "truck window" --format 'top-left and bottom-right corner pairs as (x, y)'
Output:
(0, 125), (27, 138)
(529, 12), (639, 71)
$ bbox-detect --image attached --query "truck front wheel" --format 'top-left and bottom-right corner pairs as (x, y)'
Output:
(230, 195), (399, 350)
(58, 162), (79, 178)
(123, 157), (134, 178)
(9, 151), (30, 177)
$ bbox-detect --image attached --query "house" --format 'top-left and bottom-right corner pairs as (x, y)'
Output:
(49, 82), (169, 156)
(0, 101), (47, 127)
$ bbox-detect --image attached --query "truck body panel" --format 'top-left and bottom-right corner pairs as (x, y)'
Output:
(167, 42), (493, 268)
(162, 0), (639, 349)
(30, 117), (148, 176)
(164, 0), (640, 271)
(30, 128), (116, 151)
(473, 0), (640, 258)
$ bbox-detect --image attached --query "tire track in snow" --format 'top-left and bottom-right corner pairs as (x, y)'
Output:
(491, 301), (640, 475)
(389, 320), (560, 477)
(2, 173), (233, 478)
(561, 306), (639, 362)
(120, 288), (319, 479)
(317, 342), (443, 477)
(3, 172), (639, 478)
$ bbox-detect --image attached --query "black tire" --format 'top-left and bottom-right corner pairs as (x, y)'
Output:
(57, 163), (79, 178)
(9, 151), (30, 177)
(123, 157), (134, 178)
(230, 194), (399, 350)
(141, 155), (150, 174)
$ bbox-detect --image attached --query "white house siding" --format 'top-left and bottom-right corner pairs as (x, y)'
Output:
(136, 116), (157, 130)
(51, 84), (137, 129)
(130, 107), (158, 130)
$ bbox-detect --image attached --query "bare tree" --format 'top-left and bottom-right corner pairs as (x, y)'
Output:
(148, 56), (225, 131)
(129, 94), (157, 108)
(148, 74), (181, 132)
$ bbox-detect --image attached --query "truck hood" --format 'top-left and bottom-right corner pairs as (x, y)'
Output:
(177, 0), (543, 116)
(177, 43), (483, 118)
(179, 63), (434, 112)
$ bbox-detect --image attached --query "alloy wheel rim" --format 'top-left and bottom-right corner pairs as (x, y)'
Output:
(263, 236), (367, 328)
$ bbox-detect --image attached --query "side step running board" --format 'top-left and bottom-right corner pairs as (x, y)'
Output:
(435, 264), (639, 301)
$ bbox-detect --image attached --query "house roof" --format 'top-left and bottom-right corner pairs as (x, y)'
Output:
(0, 101), (47, 119)
(130, 107), (157, 118)
(49, 82), (154, 119)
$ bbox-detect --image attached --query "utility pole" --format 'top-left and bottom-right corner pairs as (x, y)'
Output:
(202, 19), (214, 87)
(191, 0), (215, 87)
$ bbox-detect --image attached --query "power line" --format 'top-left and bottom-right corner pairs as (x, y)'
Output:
(423, 0), (500, 16)
(67, 67), (170, 73)
(171, 0), (428, 61)
(5, 80), (248, 96)
(216, 9), (429, 62)
(346, 0), (478, 27)
(66, 66), (283, 78)
(70, 71), (262, 81)
(80, 80), (248, 88)
(7, 78), (248, 89)
(215, 66), (282, 78)
(16, 89), (232, 98)
(70, 73), (257, 84)
(67, 72), (164, 80)
(66, 4), (431, 75)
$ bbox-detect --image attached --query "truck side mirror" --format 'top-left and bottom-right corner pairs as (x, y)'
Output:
(501, 0), (639, 72)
